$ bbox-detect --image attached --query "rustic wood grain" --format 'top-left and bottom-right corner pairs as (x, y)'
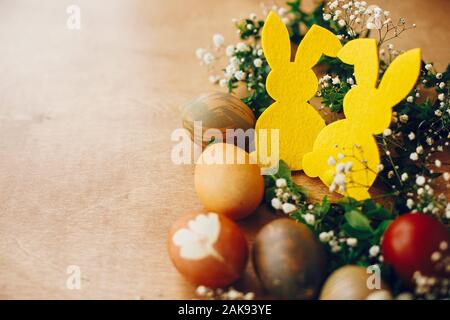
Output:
(0, 0), (448, 300)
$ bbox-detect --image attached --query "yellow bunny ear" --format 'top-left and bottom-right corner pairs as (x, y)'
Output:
(338, 39), (379, 88)
(295, 24), (342, 69)
(262, 12), (291, 69)
(378, 48), (421, 107)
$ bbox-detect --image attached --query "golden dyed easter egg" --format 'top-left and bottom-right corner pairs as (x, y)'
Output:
(182, 92), (256, 148)
(253, 219), (327, 299)
(195, 143), (264, 220)
(320, 265), (389, 300)
(168, 212), (248, 288)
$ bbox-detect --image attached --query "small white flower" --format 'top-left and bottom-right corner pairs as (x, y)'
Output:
(406, 198), (414, 209)
(347, 238), (358, 247)
(225, 45), (235, 57)
(219, 79), (228, 87)
(416, 146), (424, 154)
(377, 164), (384, 172)
(282, 203), (297, 214)
(323, 13), (332, 21)
(208, 75), (220, 84)
(425, 64), (433, 71)
(253, 58), (263, 68)
(439, 82), (445, 89)
(383, 128), (392, 137)
(436, 73), (443, 79)
(276, 178), (287, 188)
(196, 48), (206, 59)
(347, 78), (355, 85)
(331, 245), (342, 253)
(334, 173), (346, 186)
(416, 175), (426, 186)
(438, 93), (445, 101)
(234, 71), (246, 81)
(304, 213), (315, 225)
(212, 34), (225, 48)
(399, 114), (409, 123)
(336, 163), (346, 174)
(406, 96), (414, 103)
(443, 172), (450, 182)
(401, 173), (409, 181)
(369, 245), (380, 257)
(435, 109), (443, 117)
(319, 232), (331, 243)
(408, 132), (416, 141)
(236, 42), (249, 52)
(257, 49), (263, 56)
(271, 198), (282, 210)
(331, 76), (340, 85)
(203, 52), (215, 65)
(344, 162), (353, 174)
(327, 156), (337, 166)
(338, 19), (346, 27)
(410, 152), (419, 161)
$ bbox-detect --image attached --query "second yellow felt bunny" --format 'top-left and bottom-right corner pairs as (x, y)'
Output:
(303, 39), (421, 200)
(255, 12), (342, 170)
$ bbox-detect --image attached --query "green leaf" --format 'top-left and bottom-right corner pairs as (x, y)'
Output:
(264, 187), (276, 204)
(373, 220), (393, 242)
(277, 160), (291, 179)
(344, 210), (374, 233)
(342, 223), (373, 240)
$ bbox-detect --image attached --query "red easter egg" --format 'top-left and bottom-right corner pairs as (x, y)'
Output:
(168, 212), (248, 288)
(382, 213), (450, 284)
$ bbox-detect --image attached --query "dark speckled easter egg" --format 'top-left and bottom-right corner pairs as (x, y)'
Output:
(253, 219), (327, 299)
(182, 92), (256, 148)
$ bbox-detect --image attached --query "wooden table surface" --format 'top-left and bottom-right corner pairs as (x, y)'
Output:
(0, 0), (449, 300)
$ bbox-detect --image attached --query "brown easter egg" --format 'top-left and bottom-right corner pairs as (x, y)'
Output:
(182, 92), (256, 148)
(320, 265), (389, 300)
(253, 219), (327, 299)
(168, 212), (248, 288)
(195, 143), (264, 220)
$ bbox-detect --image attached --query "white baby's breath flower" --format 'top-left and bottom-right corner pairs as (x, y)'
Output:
(304, 213), (315, 225)
(323, 13), (332, 21)
(377, 164), (384, 172)
(271, 198), (282, 210)
(225, 45), (235, 57)
(406, 96), (414, 103)
(212, 34), (225, 48)
(443, 172), (450, 182)
(332, 76), (341, 85)
(425, 64), (433, 71)
(408, 132), (416, 141)
(347, 238), (358, 247)
(401, 173), (409, 181)
(369, 245), (380, 257)
(319, 232), (331, 243)
(435, 160), (442, 168)
(406, 198), (414, 209)
(236, 42), (249, 52)
(438, 93), (445, 101)
(439, 82), (445, 89)
(253, 58), (263, 68)
(347, 78), (355, 85)
(328, 156), (337, 166)
(410, 152), (419, 161)
(416, 175), (426, 186)
(383, 128), (392, 137)
(234, 71), (246, 81)
(436, 73), (443, 79)
(203, 52), (215, 65)
(282, 203), (297, 214)
(219, 79), (228, 88)
(276, 178), (287, 188)
(416, 146), (424, 154)
(196, 48), (206, 59)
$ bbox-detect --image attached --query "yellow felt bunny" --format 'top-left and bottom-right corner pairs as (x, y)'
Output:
(255, 12), (342, 170)
(303, 39), (421, 200)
